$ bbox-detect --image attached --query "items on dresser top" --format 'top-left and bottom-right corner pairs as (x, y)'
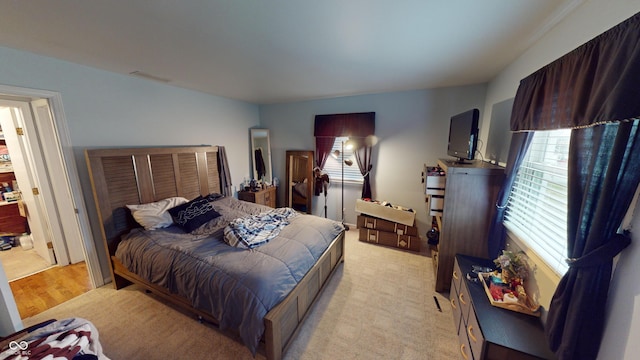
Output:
(452, 254), (555, 360)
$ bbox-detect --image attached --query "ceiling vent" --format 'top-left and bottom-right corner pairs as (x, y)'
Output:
(129, 71), (171, 83)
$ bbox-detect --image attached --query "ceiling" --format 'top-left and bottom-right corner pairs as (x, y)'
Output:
(0, 1), (582, 104)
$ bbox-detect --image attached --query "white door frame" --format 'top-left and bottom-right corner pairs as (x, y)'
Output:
(0, 84), (103, 288)
(31, 99), (86, 264)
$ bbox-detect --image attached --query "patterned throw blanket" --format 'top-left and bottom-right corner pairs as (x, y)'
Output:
(0, 318), (107, 360)
(224, 208), (298, 249)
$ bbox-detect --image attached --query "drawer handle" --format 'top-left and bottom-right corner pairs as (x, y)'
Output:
(453, 270), (459, 280)
(467, 325), (478, 343)
(459, 293), (467, 305)
(450, 298), (457, 310)
(460, 344), (469, 360)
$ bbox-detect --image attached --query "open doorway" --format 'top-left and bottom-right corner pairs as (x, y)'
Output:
(0, 88), (102, 330)
(0, 105), (57, 279)
(0, 136), (56, 282)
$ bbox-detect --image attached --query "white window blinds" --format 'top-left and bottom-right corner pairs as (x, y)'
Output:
(322, 137), (363, 183)
(504, 129), (571, 275)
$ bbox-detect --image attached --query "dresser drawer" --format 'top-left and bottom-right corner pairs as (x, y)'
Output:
(466, 308), (485, 360)
(457, 325), (474, 360)
(238, 187), (276, 208)
(457, 277), (472, 325)
(254, 191), (266, 204)
(451, 276), (462, 334)
(263, 188), (275, 207)
(452, 261), (463, 294)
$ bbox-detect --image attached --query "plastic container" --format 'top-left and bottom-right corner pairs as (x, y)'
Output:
(19, 234), (33, 250)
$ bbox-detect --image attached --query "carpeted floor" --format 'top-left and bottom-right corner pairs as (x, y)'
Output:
(22, 229), (459, 359)
(0, 245), (52, 281)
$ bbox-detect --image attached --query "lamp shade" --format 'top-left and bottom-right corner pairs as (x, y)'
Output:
(344, 140), (354, 150)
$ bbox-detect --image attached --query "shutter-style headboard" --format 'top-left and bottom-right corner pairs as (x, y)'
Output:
(85, 146), (221, 269)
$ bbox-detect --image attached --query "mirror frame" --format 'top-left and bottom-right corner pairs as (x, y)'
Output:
(250, 129), (273, 184)
(285, 150), (314, 214)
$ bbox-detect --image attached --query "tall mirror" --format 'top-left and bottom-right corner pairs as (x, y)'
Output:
(250, 129), (273, 184)
(285, 150), (314, 213)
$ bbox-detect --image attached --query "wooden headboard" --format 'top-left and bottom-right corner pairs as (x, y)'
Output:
(85, 146), (221, 268)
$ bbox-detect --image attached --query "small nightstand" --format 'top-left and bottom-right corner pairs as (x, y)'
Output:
(238, 186), (276, 208)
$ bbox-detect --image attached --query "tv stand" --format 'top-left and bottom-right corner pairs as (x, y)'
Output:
(446, 158), (473, 166)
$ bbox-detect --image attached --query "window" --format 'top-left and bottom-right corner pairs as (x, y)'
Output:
(322, 137), (363, 183)
(504, 129), (571, 275)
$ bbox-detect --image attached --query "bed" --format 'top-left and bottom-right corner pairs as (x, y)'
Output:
(85, 146), (345, 360)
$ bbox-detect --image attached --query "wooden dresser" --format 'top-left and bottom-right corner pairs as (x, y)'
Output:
(0, 148), (25, 234)
(452, 254), (556, 360)
(238, 186), (276, 208)
(0, 201), (26, 234)
(429, 159), (505, 292)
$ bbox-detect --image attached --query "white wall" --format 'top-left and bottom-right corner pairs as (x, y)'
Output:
(0, 45), (260, 284)
(0, 263), (22, 335)
(480, 1), (640, 358)
(260, 85), (487, 237)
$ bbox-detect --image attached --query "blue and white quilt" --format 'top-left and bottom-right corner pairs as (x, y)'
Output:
(224, 207), (298, 249)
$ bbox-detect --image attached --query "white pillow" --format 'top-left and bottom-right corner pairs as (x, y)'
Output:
(126, 197), (189, 230)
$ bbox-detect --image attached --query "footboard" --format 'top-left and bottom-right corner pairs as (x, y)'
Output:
(264, 230), (345, 360)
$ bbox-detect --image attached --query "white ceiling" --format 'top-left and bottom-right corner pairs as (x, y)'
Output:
(0, 1), (581, 104)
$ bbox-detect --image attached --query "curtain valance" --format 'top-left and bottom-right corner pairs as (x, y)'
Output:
(511, 11), (640, 132)
(314, 112), (375, 137)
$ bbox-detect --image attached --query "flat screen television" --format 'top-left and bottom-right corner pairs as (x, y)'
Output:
(447, 108), (479, 163)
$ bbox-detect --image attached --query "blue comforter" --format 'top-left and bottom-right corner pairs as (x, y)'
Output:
(115, 196), (344, 355)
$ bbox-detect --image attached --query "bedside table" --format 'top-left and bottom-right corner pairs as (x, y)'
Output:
(238, 186), (276, 208)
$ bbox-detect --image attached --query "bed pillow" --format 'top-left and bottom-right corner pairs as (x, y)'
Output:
(126, 197), (189, 230)
(168, 196), (222, 233)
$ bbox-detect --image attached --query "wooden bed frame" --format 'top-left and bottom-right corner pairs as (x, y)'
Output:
(85, 146), (345, 360)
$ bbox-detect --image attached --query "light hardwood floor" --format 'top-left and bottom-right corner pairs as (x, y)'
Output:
(9, 262), (92, 318)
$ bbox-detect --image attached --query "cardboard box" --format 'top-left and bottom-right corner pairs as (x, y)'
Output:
(358, 228), (420, 252)
(355, 199), (416, 226)
(357, 215), (418, 236)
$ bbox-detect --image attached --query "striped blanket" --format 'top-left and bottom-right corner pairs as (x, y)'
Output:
(224, 207), (298, 249)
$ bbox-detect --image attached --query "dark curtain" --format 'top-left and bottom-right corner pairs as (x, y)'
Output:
(511, 12), (640, 132)
(486, 131), (534, 259)
(314, 112), (375, 197)
(314, 137), (335, 196)
(546, 121), (640, 359)
(314, 112), (375, 137)
(353, 138), (373, 199)
(217, 146), (232, 196)
(315, 136), (335, 170)
(504, 11), (640, 360)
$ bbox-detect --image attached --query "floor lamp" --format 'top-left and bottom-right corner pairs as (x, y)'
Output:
(333, 139), (353, 231)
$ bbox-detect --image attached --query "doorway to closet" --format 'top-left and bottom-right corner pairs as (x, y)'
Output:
(0, 105), (56, 280)
(0, 89), (101, 328)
